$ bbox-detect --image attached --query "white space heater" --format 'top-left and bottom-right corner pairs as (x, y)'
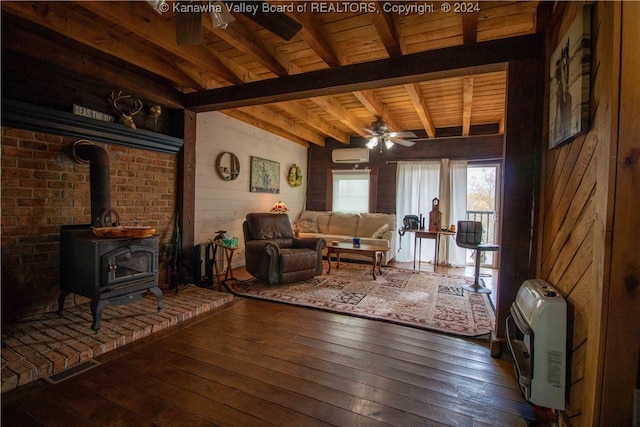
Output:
(506, 279), (567, 410)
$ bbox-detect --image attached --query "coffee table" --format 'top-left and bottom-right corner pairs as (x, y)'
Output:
(326, 242), (390, 280)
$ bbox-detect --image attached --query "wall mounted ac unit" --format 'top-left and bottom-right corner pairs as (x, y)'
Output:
(331, 148), (369, 164)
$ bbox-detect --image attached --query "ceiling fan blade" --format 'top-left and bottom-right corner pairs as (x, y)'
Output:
(389, 131), (417, 138)
(176, 8), (203, 45)
(389, 137), (415, 147)
(227, 1), (302, 41)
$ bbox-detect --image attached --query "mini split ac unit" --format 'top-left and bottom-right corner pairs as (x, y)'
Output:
(331, 148), (369, 164)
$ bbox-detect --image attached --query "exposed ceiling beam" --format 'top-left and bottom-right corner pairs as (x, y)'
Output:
(204, 14), (290, 77)
(183, 33), (539, 111)
(308, 96), (368, 137)
(234, 105), (326, 146)
(223, 109), (310, 147)
(273, 101), (350, 144)
(404, 83), (436, 138)
(79, 1), (243, 86)
(353, 90), (403, 132)
(290, 10), (344, 67)
(1, 19), (184, 108)
(462, 76), (474, 136)
(370, 1), (403, 57)
(462, 11), (479, 44)
(2, 1), (206, 91)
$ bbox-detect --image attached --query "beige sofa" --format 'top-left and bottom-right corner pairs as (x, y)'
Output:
(294, 211), (396, 265)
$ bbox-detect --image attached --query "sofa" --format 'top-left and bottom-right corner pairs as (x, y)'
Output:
(294, 211), (396, 265)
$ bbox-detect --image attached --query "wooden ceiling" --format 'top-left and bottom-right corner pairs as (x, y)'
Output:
(1, 1), (542, 146)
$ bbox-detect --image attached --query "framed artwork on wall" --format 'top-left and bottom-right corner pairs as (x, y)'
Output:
(548, 5), (591, 149)
(250, 156), (280, 193)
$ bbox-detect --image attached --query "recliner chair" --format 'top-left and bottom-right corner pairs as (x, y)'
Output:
(455, 220), (499, 294)
(243, 213), (326, 284)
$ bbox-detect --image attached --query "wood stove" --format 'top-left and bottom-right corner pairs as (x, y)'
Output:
(58, 224), (163, 330)
(56, 141), (163, 330)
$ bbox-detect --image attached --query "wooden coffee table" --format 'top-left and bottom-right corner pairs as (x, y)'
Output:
(326, 242), (390, 280)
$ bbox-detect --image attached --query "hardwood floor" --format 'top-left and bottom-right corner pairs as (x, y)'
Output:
(2, 295), (542, 426)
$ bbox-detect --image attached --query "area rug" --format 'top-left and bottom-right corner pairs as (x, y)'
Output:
(226, 262), (495, 337)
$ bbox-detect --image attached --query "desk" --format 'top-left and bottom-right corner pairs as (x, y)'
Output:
(407, 229), (456, 272)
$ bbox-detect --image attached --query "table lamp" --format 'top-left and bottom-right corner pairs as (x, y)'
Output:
(270, 201), (289, 213)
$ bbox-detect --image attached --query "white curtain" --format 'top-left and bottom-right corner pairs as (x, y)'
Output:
(395, 161), (440, 263)
(396, 159), (468, 267)
(447, 160), (468, 267)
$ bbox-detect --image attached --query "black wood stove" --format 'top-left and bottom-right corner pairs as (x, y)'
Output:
(58, 225), (163, 330)
(57, 141), (163, 330)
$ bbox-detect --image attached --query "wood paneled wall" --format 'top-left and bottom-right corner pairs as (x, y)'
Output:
(307, 134), (504, 213)
(538, 2), (637, 426)
(539, 4), (601, 424)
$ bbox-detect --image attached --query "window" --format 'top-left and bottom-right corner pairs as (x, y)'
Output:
(331, 170), (370, 213)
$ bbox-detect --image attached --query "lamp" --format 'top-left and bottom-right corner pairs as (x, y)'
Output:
(146, 0), (167, 14)
(366, 136), (379, 149)
(270, 201), (290, 213)
(366, 135), (394, 153)
(210, 1), (235, 29)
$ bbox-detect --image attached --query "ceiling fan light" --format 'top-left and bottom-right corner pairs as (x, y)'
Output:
(147, 0), (167, 14)
(366, 136), (379, 149)
(210, 1), (235, 29)
(385, 140), (395, 150)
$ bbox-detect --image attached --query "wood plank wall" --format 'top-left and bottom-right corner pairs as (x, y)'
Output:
(537, 2), (637, 426)
(600, 2), (640, 424)
(307, 134), (504, 214)
(539, 3), (600, 425)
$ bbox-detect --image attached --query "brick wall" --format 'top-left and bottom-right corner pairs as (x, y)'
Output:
(1, 127), (177, 323)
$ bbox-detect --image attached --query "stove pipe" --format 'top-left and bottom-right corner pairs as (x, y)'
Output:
(73, 142), (112, 227)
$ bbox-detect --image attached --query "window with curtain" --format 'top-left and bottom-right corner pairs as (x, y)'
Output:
(395, 160), (467, 266)
(331, 170), (370, 213)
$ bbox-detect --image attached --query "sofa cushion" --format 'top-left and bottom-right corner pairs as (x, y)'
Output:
(356, 213), (396, 238)
(295, 218), (319, 233)
(371, 223), (390, 238)
(328, 212), (359, 235)
(299, 210), (331, 233)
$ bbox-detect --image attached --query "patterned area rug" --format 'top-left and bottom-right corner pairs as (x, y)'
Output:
(226, 262), (495, 337)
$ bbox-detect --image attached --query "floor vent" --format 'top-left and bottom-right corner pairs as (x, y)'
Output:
(43, 359), (101, 384)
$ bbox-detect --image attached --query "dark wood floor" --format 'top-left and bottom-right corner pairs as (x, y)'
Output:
(2, 294), (542, 426)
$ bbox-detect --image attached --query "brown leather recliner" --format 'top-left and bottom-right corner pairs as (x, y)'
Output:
(243, 213), (326, 284)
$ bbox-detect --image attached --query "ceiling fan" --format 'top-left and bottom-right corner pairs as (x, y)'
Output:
(148, 0), (302, 45)
(364, 117), (417, 152)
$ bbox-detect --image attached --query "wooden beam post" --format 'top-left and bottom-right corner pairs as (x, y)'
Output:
(495, 57), (544, 339)
(178, 110), (197, 255)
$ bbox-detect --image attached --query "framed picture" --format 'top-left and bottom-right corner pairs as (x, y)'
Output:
(548, 5), (591, 149)
(250, 156), (280, 193)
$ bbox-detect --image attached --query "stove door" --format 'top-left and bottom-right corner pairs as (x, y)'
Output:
(103, 244), (157, 287)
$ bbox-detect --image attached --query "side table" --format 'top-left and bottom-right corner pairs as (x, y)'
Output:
(212, 240), (237, 290)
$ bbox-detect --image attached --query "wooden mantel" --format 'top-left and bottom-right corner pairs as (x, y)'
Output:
(1, 99), (183, 154)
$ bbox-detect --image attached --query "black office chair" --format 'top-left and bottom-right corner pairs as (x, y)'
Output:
(455, 220), (499, 294)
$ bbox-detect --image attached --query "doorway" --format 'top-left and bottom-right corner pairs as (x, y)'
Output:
(466, 162), (501, 268)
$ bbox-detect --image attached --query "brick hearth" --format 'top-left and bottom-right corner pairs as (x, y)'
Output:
(1, 287), (232, 392)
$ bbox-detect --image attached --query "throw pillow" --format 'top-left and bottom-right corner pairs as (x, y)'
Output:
(295, 218), (319, 233)
(371, 223), (390, 238)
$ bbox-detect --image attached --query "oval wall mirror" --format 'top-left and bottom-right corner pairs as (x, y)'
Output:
(216, 152), (240, 181)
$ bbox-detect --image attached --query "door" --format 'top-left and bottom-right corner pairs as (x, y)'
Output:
(466, 162), (501, 268)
